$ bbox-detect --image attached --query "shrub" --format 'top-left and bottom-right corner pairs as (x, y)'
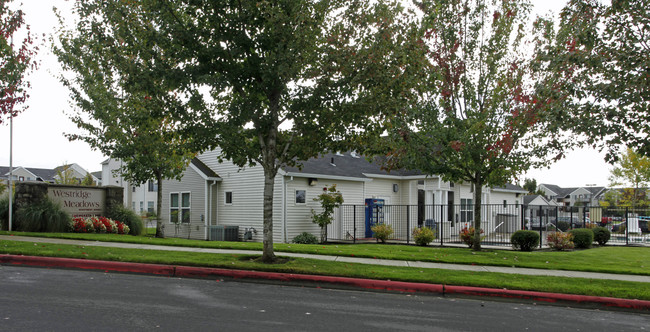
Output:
(107, 205), (144, 236)
(292, 232), (319, 244)
(510, 230), (539, 251)
(592, 227), (611, 246)
(14, 198), (72, 232)
(371, 223), (393, 243)
(412, 227), (435, 246)
(569, 228), (594, 249)
(0, 195), (10, 230)
(556, 220), (570, 232)
(547, 232), (574, 250)
(459, 226), (484, 248)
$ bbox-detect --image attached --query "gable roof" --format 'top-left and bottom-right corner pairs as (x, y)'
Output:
(0, 166), (58, 182)
(281, 152), (425, 181)
(491, 183), (528, 193)
(539, 183), (606, 198)
(190, 158), (220, 180)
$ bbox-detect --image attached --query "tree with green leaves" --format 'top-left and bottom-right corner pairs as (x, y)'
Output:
(608, 148), (650, 208)
(383, 0), (576, 250)
(55, 1), (413, 259)
(80, 172), (96, 187)
(311, 185), (344, 243)
(54, 165), (78, 185)
(555, 0), (649, 159)
(55, 1), (206, 238)
(0, 0), (38, 124)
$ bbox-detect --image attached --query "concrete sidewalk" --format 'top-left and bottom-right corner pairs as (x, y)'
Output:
(1, 235), (649, 283)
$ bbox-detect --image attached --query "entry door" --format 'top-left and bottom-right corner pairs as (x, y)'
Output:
(417, 189), (425, 227)
(448, 192), (455, 226)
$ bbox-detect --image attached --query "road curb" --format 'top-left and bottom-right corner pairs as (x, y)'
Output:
(2, 254), (649, 312)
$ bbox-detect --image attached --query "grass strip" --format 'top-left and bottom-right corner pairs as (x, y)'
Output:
(1, 239), (648, 301)
(2, 231), (648, 276)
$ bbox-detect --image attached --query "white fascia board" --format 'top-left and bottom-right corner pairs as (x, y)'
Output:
(189, 162), (222, 182)
(284, 172), (372, 182)
(362, 173), (435, 180)
(492, 188), (528, 194)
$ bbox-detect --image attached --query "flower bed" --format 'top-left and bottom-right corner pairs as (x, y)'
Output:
(71, 216), (130, 235)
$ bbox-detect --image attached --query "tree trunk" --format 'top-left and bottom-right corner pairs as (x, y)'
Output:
(261, 166), (277, 263)
(472, 177), (483, 251)
(155, 172), (165, 238)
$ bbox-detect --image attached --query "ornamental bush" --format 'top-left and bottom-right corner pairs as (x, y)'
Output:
(547, 232), (574, 250)
(107, 205), (143, 236)
(459, 226), (484, 248)
(569, 228), (594, 249)
(371, 223), (394, 243)
(412, 226), (435, 246)
(510, 230), (539, 251)
(15, 198), (71, 232)
(70, 216), (129, 235)
(292, 232), (319, 244)
(592, 227), (611, 246)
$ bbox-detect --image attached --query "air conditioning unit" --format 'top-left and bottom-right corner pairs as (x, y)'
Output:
(209, 225), (239, 241)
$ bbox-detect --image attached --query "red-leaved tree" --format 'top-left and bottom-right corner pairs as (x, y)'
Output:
(0, 0), (37, 124)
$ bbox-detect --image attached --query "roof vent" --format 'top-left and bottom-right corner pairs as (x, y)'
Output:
(330, 157), (336, 166)
(350, 151), (360, 158)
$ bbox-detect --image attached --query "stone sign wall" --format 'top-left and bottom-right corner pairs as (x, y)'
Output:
(15, 182), (123, 218)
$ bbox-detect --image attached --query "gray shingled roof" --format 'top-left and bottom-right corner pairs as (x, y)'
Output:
(281, 152), (524, 193)
(191, 158), (220, 179)
(540, 183), (606, 198)
(0, 166), (57, 182)
(282, 152), (422, 179)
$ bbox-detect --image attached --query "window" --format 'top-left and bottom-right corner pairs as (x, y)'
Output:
(460, 199), (473, 223)
(295, 190), (306, 204)
(132, 202), (135, 211)
(19, 176), (24, 181)
(139, 201), (144, 213)
(225, 191), (233, 205)
(147, 201), (154, 214)
(132, 186), (136, 192)
(148, 180), (157, 192)
(170, 192), (191, 223)
(503, 200), (507, 208)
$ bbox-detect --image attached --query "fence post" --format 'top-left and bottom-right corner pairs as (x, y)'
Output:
(539, 205), (543, 248)
(625, 207), (629, 246)
(406, 206), (410, 244)
(353, 206), (356, 244)
(521, 204), (524, 230)
(440, 205), (444, 246)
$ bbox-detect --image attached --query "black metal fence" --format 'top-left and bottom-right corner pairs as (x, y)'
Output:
(326, 204), (650, 248)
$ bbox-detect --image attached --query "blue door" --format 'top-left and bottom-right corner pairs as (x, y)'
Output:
(365, 198), (384, 238)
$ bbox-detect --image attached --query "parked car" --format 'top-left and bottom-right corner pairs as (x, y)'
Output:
(556, 216), (588, 229)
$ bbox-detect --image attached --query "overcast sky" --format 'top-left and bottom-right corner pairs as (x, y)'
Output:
(0, 0), (613, 187)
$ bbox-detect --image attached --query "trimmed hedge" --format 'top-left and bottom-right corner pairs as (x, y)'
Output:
(592, 227), (611, 246)
(569, 228), (594, 249)
(510, 230), (540, 251)
(292, 232), (319, 244)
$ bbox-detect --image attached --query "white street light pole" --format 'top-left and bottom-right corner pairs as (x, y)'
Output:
(7, 35), (14, 232)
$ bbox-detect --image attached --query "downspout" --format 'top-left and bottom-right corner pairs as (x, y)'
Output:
(207, 180), (217, 240)
(204, 180), (209, 240)
(282, 175), (287, 243)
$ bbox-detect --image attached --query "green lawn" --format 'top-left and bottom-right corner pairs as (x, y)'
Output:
(1, 231), (648, 276)
(1, 239), (648, 301)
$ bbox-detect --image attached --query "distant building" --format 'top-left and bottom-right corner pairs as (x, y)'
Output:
(101, 158), (157, 216)
(537, 184), (607, 207)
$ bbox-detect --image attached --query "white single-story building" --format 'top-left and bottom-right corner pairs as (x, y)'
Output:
(158, 149), (528, 242)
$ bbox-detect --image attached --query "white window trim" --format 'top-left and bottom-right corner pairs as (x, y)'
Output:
(170, 191), (191, 224)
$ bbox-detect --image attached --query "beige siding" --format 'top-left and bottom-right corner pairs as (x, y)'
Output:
(161, 166), (207, 240)
(284, 178), (365, 242)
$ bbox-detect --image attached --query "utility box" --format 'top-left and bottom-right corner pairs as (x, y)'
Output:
(209, 225), (239, 241)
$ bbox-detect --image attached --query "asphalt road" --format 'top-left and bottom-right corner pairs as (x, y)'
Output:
(0, 265), (648, 331)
